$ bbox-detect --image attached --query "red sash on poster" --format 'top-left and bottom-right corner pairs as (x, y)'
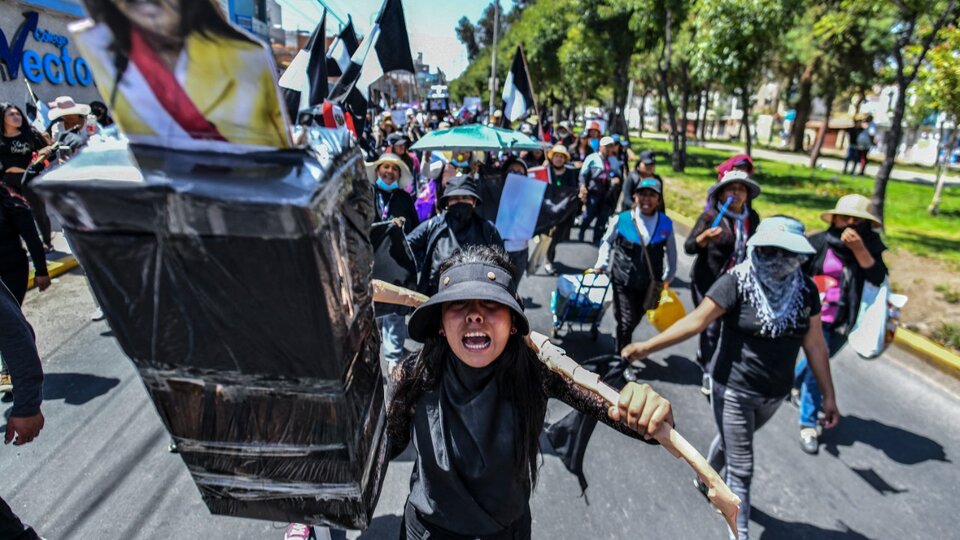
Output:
(129, 29), (227, 141)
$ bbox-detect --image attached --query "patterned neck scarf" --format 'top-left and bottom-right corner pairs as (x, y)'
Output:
(731, 249), (807, 337)
(723, 203), (751, 270)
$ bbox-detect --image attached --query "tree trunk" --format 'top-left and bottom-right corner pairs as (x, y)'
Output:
(608, 57), (630, 135)
(693, 87), (704, 141)
(742, 86), (753, 157)
(700, 86), (711, 140)
(929, 123), (956, 215)
(872, 81), (908, 222)
(791, 60), (816, 152)
(809, 89), (835, 169)
(678, 61), (691, 170)
(638, 90), (647, 138)
(658, 7), (681, 171)
(656, 93), (664, 132)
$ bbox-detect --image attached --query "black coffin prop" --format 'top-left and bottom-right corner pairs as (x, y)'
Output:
(33, 130), (387, 529)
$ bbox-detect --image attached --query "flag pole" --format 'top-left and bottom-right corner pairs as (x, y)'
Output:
(518, 45), (543, 140)
(488, 1), (500, 120)
(313, 0), (347, 28)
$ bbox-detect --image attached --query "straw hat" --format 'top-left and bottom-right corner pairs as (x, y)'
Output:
(546, 144), (570, 161)
(48, 96), (90, 121)
(820, 194), (881, 226)
(365, 153), (413, 189)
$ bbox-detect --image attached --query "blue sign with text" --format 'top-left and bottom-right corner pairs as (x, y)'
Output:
(0, 12), (93, 87)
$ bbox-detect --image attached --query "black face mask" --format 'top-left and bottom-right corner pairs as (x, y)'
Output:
(446, 202), (474, 224)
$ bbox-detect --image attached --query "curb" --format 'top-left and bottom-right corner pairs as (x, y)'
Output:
(664, 208), (960, 375)
(893, 327), (960, 375)
(28, 255), (80, 289)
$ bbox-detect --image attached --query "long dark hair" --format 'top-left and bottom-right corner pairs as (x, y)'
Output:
(0, 103), (45, 143)
(83, 0), (255, 106)
(387, 246), (548, 487)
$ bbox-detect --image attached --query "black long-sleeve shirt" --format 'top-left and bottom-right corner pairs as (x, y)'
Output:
(0, 284), (42, 417)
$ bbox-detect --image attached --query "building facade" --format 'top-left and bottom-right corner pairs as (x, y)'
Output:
(0, 1), (99, 108)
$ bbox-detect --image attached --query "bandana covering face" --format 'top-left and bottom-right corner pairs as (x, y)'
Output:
(731, 249), (807, 337)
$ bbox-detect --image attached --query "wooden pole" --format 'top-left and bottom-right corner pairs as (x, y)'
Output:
(371, 279), (741, 536)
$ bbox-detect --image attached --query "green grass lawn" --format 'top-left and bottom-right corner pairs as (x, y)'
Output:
(633, 138), (960, 267)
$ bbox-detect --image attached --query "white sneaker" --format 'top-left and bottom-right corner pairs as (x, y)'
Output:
(91, 308), (106, 321)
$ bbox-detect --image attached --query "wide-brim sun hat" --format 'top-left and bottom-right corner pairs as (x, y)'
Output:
(48, 96), (91, 121)
(707, 169), (761, 200)
(407, 261), (529, 342)
(547, 144), (571, 160)
(747, 216), (815, 255)
(820, 194), (882, 226)
(365, 152), (413, 189)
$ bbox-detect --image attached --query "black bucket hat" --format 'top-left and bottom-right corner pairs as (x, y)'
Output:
(440, 174), (483, 207)
(407, 262), (529, 342)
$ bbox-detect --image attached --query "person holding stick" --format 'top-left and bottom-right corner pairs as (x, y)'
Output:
(387, 245), (674, 540)
(623, 216), (840, 540)
(684, 170), (761, 394)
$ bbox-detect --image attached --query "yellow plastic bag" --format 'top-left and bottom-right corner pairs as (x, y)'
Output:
(647, 288), (686, 332)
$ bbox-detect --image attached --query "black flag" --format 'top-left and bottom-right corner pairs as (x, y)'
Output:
(328, 0), (414, 101)
(326, 17), (359, 78)
(279, 10), (328, 119)
(502, 46), (536, 123)
(374, 0), (415, 74)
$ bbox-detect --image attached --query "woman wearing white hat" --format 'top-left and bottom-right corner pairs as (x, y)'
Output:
(793, 194), (886, 454)
(623, 216), (840, 540)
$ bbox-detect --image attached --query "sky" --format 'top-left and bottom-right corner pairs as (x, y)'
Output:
(278, 0), (515, 79)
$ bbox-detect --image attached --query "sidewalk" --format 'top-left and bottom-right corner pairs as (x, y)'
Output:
(27, 211), (79, 289)
(635, 131), (960, 186)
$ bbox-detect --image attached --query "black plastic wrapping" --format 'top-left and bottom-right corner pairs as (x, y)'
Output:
(33, 130), (387, 529)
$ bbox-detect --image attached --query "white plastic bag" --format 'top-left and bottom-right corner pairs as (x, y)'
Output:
(848, 277), (907, 359)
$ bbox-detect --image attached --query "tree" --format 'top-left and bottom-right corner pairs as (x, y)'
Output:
(915, 25), (960, 214)
(477, 1), (505, 48)
(693, 0), (803, 157)
(456, 16), (481, 61)
(867, 0), (958, 221)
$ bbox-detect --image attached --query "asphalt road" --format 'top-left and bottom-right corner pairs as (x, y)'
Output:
(3, 228), (959, 540)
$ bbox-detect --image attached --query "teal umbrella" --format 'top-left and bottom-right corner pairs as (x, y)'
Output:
(409, 124), (543, 152)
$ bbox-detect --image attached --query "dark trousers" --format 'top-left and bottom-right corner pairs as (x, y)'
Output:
(0, 496), (40, 540)
(612, 282), (647, 354)
(507, 247), (529, 288)
(842, 148), (860, 175)
(692, 281), (721, 371)
(546, 215), (575, 264)
(0, 259), (30, 306)
(2, 173), (51, 246)
(578, 193), (610, 244)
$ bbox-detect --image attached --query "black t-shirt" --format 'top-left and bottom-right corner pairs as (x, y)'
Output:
(0, 130), (45, 171)
(707, 272), (821, 398)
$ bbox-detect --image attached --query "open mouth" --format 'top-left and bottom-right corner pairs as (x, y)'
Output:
(462, 331), (492, 351)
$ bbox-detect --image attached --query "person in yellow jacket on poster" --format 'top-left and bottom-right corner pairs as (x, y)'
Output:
(70, 0), (291, 152)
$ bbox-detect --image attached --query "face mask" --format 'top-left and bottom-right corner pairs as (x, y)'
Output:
(754, 250), (805, 280)
(376, 178), (398, 191)
(446, 202), (474, 222)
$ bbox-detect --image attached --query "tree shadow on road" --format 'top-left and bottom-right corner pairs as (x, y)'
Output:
(822, 414), (949, 465)
(42, 372), (121, 405)
(752, 507), (872, 539)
